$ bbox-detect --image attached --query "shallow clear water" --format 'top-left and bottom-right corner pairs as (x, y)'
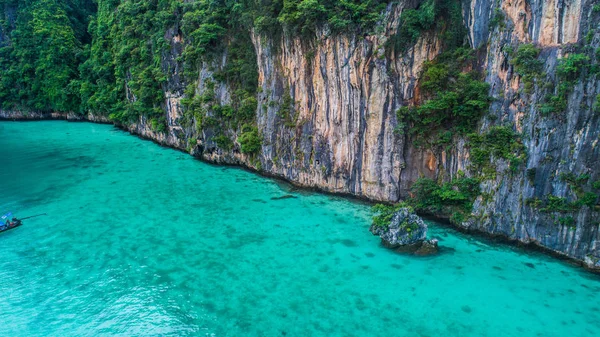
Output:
(0, 121), (599, 337)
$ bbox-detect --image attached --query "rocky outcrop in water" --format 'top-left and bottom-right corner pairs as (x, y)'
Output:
(370, 208), (439, 255)
(1, 1), (599, 269)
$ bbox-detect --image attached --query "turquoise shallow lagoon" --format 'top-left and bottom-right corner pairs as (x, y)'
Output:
(1, 121), (599, 337)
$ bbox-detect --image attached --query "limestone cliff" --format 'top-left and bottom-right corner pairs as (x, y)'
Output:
(1, 0), (599, 268)
(464, 0), (600, 268)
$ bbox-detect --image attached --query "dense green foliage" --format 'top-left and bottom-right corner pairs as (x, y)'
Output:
(555, 53), (590, 81)
(0, 0), (390, 111)
(89, 0), (175, 128)
(540, 53), (590, 115)
(388, 0), (435, 52)
(81, 0), (262, 138)
(239, 124), (262, 154)
(558, 216), (575, 228)
(409, 175), (480, 223)
(371, 203), (403, 228)
(468, 126), (526, 176)
(508, 44), (543, 93)
(278, 0), (387, 36)
(391, 1), (490, 149)
(509, 44), (542, 76)
(0, 0), (95, 112)
(397, 48), (491, 148)
(371, 203), (416, 230)
(388, 0), (465, 53)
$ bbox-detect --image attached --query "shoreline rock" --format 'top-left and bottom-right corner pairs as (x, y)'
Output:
(370, 207), (438, 256)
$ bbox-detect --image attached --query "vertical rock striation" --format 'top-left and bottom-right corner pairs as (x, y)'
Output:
(463, 0), (600, 267)
(251, 7), (443, 202)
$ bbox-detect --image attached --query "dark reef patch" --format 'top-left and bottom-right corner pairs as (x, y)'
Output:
(270, 195), (297, 200)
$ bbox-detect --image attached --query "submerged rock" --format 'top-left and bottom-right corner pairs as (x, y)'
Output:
(370, 208), (438, 256)
(584, 255), (600, 271)
(414, 239), (439, 256)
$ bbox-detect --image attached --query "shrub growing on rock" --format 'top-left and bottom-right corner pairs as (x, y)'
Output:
(372, 203), (412, 229)
(397, 48), (491, 149)
(239, 124), (262, 154)
(370, 206), (438, 255)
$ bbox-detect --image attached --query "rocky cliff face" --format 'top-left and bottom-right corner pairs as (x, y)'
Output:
(463, 0), (600, 268)
(2, 0), (599, 268)
(251, 8), (443, 202)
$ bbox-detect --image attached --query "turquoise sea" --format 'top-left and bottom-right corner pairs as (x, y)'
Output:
(0, 121), (599, 337)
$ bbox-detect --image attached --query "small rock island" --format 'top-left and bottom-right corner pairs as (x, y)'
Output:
(370, 206), (438, 256)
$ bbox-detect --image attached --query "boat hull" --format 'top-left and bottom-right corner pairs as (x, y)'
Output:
(0, 220), (22, 233)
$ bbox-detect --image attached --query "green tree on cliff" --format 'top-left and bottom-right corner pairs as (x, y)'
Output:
(0, 0), (94, 112)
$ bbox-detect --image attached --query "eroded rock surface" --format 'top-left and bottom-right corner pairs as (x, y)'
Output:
(370, 208), (439, 255)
